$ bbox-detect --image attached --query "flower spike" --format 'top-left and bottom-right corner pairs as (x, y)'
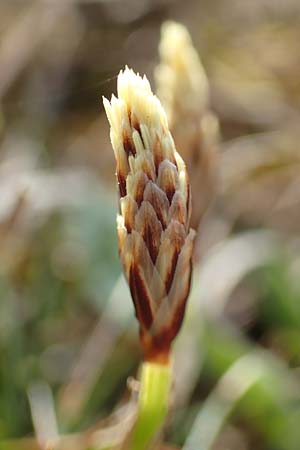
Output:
(103, 67), (195, 363)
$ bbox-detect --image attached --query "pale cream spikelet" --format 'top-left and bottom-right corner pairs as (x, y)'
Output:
(155, 21), (220, 230)
(103, 67), (195, 363)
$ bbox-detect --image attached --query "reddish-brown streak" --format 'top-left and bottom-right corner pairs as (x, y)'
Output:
(132, 116), (141, 135)
(165, 250), (179, 293)
(142, 260), (192, 362)
(186, 180), (191, 221)
(123, 208), (133, 233)
(143, 183), (168, 229)
(141, 159), (155, 182)
(123, 133), (136, 156)
(153, 135), (164, 175)
(117, 171), (126, 197)
(140, 214), (161, 264)
(131, 113), (146, 148)
(170, 197), (186, 225)
(134, 174), (148, 207)
(169, 261), (193, 338)
(129, 264), (153, 329)
(165, 185), (176, 204)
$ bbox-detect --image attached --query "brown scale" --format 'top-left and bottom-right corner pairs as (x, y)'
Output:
(129, 110), (147, 152)
(164, 224), (185, 293)
(143, 182), (169, 229)
(123, 131), (136, 156)
(157, 160), (178, 204)
(153, 134), (165, 175)
(122, 196), (137, 233)
(117, 170), (126, 198)
(168, 260), (192, 338)
(139, 156), (155, 182)
(168, 192), (187, 226)
(135, 201), (162, 265)
(164, 252), (179, 294)
(143, 260), (192, 364)
(129, 263), (153, 329)
(131, 112), (141, 135)
(131, 172), (148, 207)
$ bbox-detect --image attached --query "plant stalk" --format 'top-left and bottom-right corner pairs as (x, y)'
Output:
(130, 360), (172, 450)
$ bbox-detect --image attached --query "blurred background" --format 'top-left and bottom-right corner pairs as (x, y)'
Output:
(1, 0), (300, 449)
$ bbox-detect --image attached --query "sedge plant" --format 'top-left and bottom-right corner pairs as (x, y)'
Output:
(103, 67), (195, 449)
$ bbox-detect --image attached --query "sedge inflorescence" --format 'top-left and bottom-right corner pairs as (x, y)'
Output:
(103, 67), (195, 363)
(155, 21), (219, 229)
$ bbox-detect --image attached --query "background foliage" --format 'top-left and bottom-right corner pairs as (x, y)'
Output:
(0, 0), (300, 449)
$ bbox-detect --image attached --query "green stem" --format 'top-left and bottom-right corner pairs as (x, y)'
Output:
(130, 361), (172, 450)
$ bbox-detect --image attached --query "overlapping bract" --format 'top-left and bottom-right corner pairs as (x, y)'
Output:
(103, 68), (195, 362)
